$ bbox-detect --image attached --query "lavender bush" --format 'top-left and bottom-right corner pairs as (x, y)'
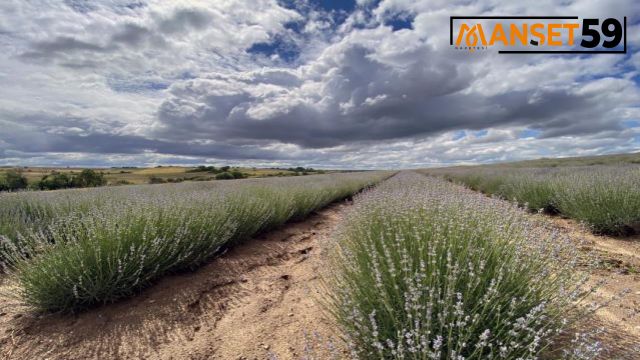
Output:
(425, 165), (640, 235)
(2, 172), (390, 312)
(328, 172), (595, 359)
(552, 168), (640, 235)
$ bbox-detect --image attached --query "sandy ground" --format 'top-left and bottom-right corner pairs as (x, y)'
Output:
(0, 203), (349, 360)
(540, 216), (640, 358)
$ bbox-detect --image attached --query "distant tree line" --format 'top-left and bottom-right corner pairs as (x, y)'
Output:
(186, 165), (324, 178)
(286, 167), (325, 175)
(187, 165), (232, 174)
(36, 169), (107, 190)
(183, 165), (247, 181)
(0, 169), (107, 192)
(288, 167), (313, 172)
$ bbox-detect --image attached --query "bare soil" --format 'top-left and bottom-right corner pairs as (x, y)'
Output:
(0, 203), (350, 360)
(540, 216), (640, 358)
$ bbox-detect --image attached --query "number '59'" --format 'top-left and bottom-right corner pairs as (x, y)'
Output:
(581, 18), (623, 48)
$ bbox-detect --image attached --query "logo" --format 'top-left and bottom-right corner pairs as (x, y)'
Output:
(450, 16), (627, 54)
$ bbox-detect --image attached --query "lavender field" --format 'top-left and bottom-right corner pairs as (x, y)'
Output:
(0, 172), (390, 312)
(422, 165), (640, 235)
(0, 170), (636, 359)
(327, 172), (600, 359)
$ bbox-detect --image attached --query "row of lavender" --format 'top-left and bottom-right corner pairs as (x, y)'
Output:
(328, 172), (597, 359)
(0, 172), (391, 312)
(421, 166), (640, 235)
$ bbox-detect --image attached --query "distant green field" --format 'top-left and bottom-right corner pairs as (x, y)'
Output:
(0, 166), (332, 186)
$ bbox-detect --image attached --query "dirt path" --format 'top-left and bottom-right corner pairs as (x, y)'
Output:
(0, 202), (350, 360)
(540, 216), (640, 358)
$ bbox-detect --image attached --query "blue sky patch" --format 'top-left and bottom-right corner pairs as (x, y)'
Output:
(473, 129), (488, 137)
(108, 78), (169, 93)
(385, 14), (413, 31)
(309, 0), (356, 12)
(452, 130), (466, 140)
(247, 36), (300, 62)
(520, 129), (542, 138)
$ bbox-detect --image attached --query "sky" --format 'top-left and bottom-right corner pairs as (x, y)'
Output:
(0, 0), (639, 169)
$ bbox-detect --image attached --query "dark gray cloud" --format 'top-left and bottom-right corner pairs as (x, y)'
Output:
(155, 37), (635, 149)
(17, 5), (241, 65)
(0, 114), (290, 161)
(21, 36), (110, 60)
(64, 0), (98, 14)
(157, 8), (213, 34)
(111, 23), (153, 46)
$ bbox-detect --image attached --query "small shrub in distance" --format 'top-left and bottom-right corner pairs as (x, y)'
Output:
(4, 170), (28, 190)
(148, 176), (167, 184)
(71, 169), (106, 188)
(0, 170), (28, 191)
(230, 170), (246, 179)
(112, 180), (133, 186)
(215, 172), (235, 180)
(38, 172), (73, 190)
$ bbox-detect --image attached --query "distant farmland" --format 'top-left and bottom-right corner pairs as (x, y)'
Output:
(0, 165), (336, 187)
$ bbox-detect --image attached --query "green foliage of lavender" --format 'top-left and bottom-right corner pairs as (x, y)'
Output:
(427, 165), (640, 235)
(328, 172), (592, 359)
(552, 168), (640, 235)
(1, 172), (390, 312)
